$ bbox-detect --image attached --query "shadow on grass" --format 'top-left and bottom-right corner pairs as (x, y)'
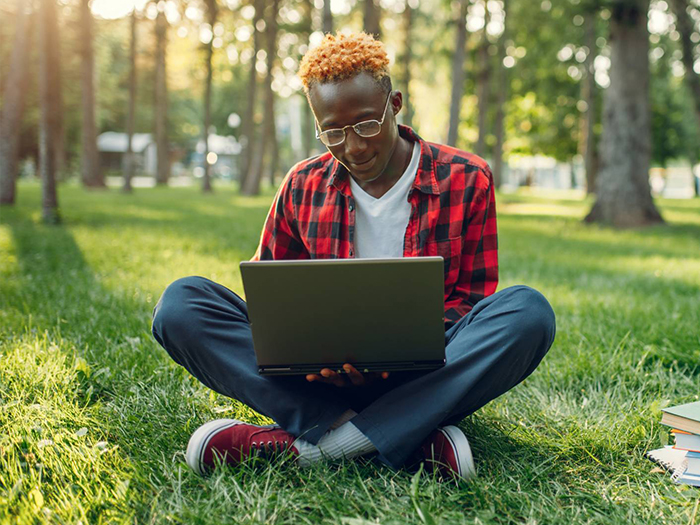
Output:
(2, 208), (201, 519)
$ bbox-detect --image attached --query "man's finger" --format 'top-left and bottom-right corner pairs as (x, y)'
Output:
(321, 368), (348, 387)
(343, 364), (365, 386)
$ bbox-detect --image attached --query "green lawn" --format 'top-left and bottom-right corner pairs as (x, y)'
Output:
(1, 181), (699, 524)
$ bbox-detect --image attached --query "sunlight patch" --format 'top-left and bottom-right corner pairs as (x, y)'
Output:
(500, 202), (586, 218)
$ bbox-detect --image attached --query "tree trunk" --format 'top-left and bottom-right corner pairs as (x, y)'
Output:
(123, 8), (137, 193)
(154, 9), (170, 185)
(492, 0), (508, 189)
(670, 0), (700, 134)
(475, 0), (491, 159)
(670, 0), (700, 198)
(585, 0), (663, 227)
(363, 0), (381, 38)
(266, 105), (279, 185)
(80, 0), (105, 188)
(202, 0), (217, 193)
(398, 0), (414, 128)
(39, 0), (61, 223)
(301, 0), (314, 158)
(322, 0), (333, 33)
(302, 99), (314, 159)
(51, 1), (66, 180)
(239, 0), (262, 191)
(0, 0), (31, 206)
(447, 0), (469, 147)
(582, 10), (598, 194)
(242, 0), (279, 196)
(53, 48), (66, 180)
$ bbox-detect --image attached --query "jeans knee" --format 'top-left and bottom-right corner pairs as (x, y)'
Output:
(506, 286), (556, 349)
(152, 276), (209, 345)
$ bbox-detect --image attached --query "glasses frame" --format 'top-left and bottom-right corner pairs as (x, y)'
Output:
(315, 93), (393, 147)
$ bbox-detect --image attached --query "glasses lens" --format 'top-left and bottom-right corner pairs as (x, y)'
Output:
(321, 130), (345, 146)
(354, 121), (381, 138)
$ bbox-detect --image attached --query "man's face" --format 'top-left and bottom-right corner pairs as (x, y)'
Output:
(308, 72), (401, 184)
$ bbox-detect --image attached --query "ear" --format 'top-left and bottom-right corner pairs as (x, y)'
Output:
(390, 90), (403, 116)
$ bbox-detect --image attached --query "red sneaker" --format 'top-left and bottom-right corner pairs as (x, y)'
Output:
(186, 419), (299, 475)
(420, 426), (476, 481)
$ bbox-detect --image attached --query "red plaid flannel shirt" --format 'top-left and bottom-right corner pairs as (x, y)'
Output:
(252, 125), (498, 328)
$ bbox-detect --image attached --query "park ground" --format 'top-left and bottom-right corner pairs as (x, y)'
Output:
(1, 181), (699, 524)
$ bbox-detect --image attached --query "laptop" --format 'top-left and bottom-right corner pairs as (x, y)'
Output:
(239, 257), (446, 376)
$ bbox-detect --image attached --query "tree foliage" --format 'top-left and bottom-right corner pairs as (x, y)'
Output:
(0, 0), (698, 202)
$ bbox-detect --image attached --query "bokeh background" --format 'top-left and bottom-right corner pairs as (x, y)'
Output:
(1, 0), (699, 223)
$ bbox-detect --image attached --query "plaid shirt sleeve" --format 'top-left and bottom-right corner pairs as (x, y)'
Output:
(443, 168), (498, 327)
(251, 170), (310, 261)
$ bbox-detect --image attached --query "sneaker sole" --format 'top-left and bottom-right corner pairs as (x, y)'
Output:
(186, 419), (244, 476)
(439, 425), (476, 480)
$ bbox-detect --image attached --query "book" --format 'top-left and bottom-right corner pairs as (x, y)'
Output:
(646, 446), (700, 487)
(646, 446), (687, 475)
(685, 451), (700, 476)
(672, 430), (700, 452)
(675, 470), (700, 487)
(661, 401), (700, 435)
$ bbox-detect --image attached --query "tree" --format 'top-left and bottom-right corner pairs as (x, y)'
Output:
(649, 32), (700, 168)
(502, 1), (591, 162)
(38, 0), (61, 223)
(397, 0), (415, 129)
(323, 0), (333, 34)
(670, 0), (700, 195)
(201, 0), (218, 193)
(474, 0), (491, 159)
(492, 0), (508, 189)
(154, 8), (170, 185)
(670, 0), (700, 127)
(300, 0), (314, 158)
(0, 0), (31, 206)
(364, 0), (381, 38)
(123, 8), (137, 193)
(79, 0), (105, 188)
(242, 0), (279, 196)
(581, 9), (598, 194)
(585, 0), (663, 227)
(447, 0), (469, 147)
(239, 0), (262, 189)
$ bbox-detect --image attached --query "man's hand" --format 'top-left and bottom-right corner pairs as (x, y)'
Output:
(306, 364), (390, 387)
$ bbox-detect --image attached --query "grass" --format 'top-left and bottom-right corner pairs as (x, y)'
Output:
(1, 180), (699, 524)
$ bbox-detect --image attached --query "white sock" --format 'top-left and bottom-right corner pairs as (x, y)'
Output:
(329, 409), (358, 430)
(294, 421), (376, 466)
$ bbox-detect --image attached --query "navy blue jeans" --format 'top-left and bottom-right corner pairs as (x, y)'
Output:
(152, 276), (555, 469)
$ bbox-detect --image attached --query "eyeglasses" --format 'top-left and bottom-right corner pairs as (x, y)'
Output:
(315, 93), (392, 147)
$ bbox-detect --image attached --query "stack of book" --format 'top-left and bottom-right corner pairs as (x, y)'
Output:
(646, 400), (700, 487)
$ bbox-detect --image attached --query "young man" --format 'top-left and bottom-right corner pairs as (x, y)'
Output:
(152, 33), (556, 480)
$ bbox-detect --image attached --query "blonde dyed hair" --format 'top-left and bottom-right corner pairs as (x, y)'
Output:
(298, 32), (391, 94)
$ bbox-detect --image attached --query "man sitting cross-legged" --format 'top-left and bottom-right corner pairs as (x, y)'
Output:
(152, 32), (556, 481)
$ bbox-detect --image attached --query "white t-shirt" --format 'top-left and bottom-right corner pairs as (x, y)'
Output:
(349, 141), (421, 258)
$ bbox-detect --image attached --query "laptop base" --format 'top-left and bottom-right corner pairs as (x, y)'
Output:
(258, 360), (445, 376)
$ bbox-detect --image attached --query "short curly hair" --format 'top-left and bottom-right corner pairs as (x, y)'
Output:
(298, 32), (392, 95)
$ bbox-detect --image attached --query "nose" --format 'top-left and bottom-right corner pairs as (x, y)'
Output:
(343, 128), (368, 158)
